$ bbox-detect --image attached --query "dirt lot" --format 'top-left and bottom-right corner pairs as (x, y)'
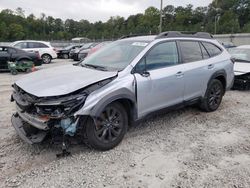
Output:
(0, 59), (250, 188)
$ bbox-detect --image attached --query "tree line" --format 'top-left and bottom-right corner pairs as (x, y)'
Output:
(0, 0), (249, 41)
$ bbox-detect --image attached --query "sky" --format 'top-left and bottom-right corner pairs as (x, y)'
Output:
(0, 0), (213, 22)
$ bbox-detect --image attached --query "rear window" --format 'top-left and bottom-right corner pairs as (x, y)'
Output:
(200, 43), (210, 59)
(180, 41), (203, 63)
(202, 42), (222, 57)
(28, 42), (48, 48)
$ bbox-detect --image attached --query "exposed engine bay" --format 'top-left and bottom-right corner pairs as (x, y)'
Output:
(11, 77), (115, 156)
(233, 73), (250, 90)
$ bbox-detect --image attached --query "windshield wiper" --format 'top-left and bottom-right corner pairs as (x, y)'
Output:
(82, 63), (108, 71)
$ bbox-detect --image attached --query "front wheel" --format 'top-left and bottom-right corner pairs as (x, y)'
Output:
(85, 102), (128, 151)
(63, 54), (69, 59)
(200, 79), (224, 112)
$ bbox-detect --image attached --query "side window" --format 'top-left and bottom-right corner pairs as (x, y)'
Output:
(200, 43), (210, 59)
(28, 42), (48, 48)
(14, 42), (27, 49)
(202, 42), (222, 57)
(145, 41), (179, 71)
(28, 42), (36, 48)
(179, 41), (203, 63)
(37, 42), (48, 48)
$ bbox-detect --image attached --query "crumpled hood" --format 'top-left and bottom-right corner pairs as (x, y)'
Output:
(234, 62), (250, 75)
(15, 65), (117, 97)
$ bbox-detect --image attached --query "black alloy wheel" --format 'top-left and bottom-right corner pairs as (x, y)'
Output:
(85, 102), (128, 150)
(200, 79), (224, 112)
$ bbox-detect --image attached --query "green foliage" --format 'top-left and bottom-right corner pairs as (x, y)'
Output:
(0, 0), (250, 41)
(8, 23), (25, 40)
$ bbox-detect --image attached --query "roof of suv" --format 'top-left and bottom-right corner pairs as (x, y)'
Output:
(121, 31), (214, 42)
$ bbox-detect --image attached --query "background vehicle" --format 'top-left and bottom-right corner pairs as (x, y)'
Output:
(229, 46), (250, 90)
(8, 60), (34, 75)
(0, 46), (42, 72)
(57, 44), (83, 59)
(11, 32), (234, 152)
(87, 41), (112, 57)
(71, 43), (98, 61)
(11, 40), (57, 64)
(221, 42), (237, 49)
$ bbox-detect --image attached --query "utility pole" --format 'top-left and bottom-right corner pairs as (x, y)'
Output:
(159, 0), (163, 33)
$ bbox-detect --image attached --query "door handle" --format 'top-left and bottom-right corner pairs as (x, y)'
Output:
(175, 71), (184, 78)
(208, 64), (214, 69)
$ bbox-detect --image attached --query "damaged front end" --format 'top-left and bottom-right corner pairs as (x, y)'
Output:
(11, 78), (113, 145)
(233, 73), (250, 90)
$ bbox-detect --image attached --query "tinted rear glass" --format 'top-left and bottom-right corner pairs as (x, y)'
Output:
(202, 42), (222, 57)
(200, 43), (210, 59)
(28, 42), (48, 48)
(180, 41), (203, 63)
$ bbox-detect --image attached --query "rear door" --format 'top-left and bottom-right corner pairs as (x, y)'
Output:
(178, 40), (210, 101)
(134, 41), (186, 117)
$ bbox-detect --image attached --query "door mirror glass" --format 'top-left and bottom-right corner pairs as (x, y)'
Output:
(134, 57), (150, 77)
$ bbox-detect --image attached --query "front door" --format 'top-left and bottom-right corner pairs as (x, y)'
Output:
(134, 41), (186, 118)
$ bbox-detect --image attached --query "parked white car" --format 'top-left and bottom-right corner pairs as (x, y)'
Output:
(11, 40), (57, 64)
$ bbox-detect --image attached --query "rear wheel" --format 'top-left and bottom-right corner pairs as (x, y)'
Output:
(200, 79), (224, 112)
(85, 102), (128, 151)
(41, 54), (52, 64)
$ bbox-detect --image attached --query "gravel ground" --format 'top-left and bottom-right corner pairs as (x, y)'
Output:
(0, 59), (250, 188)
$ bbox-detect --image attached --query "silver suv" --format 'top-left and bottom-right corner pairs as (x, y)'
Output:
(11, 32), (234, 151)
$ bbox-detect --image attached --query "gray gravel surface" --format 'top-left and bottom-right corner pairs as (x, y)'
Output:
(0, 59), (250, 188)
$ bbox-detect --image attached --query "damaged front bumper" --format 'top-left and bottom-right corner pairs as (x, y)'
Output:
(233, 73), (250, 90)
(11, 113), (48, 144)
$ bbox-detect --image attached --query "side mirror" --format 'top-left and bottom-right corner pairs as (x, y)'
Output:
(141, 71), (150, 77)
(133, 56), (150, 77)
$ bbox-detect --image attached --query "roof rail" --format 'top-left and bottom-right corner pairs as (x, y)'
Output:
(119, 34), (143, 39)
(119, 33), (156, 39)
(155, 31), (213, 39)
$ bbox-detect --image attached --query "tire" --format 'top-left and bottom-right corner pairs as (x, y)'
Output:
(200, 79), (224, 112)
(26, 68), (32, 73)
(41, 54), (52, 64)
(63, 54), (69, 59)
(11, 69), (18, 75)
(85, 102), (128, 151)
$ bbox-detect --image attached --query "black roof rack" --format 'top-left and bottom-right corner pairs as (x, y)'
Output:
(119, 34), (143, 39)
(155, 31), (213, 39)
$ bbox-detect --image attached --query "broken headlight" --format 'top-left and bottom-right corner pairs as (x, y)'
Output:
(35, 94), (87, 118)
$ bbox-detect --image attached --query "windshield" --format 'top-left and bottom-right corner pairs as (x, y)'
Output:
(81, 40), (149, 71)
(80, 43), (93, 50)
(229, 48), (250, 62)
(64, 45), (74, 50)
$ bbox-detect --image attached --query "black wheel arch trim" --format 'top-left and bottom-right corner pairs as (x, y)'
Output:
(89, 88), (137, 122)
(41, 53), (52, 58)
(17, 57), (32, 61)
(207, 70), (227, 93)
